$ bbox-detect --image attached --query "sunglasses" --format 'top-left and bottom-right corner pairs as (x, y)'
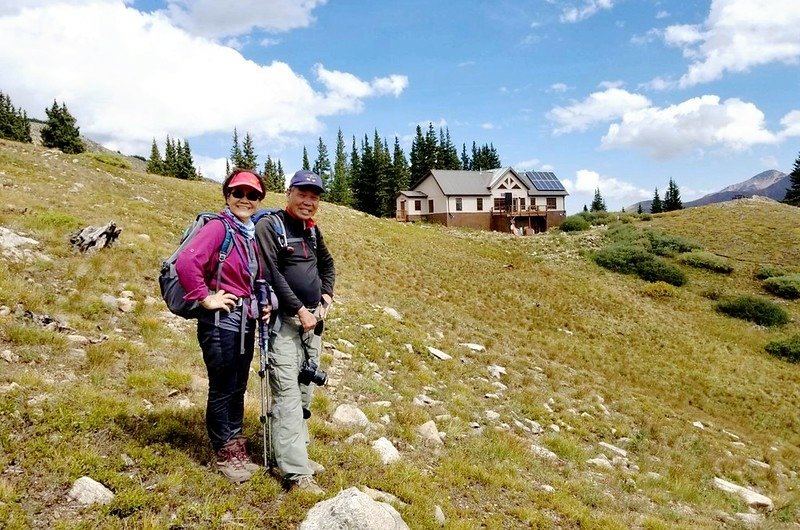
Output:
(229, 188), (262, 201)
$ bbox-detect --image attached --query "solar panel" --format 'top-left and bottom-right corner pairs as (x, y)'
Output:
(525, 171), (566, 192)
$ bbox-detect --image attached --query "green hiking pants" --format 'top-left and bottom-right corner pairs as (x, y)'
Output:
(268, 313), (321, 479)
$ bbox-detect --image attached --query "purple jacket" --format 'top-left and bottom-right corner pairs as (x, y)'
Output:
(175, 217), (260, 303)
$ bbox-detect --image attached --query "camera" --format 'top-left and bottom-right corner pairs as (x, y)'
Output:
(298, 357), (327, 386)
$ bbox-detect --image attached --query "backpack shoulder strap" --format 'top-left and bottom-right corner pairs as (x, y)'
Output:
(213, 215), (236, 292)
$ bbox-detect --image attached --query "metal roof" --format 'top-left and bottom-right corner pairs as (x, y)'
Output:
(428, 169), (494, 195)
(397, 190), (427, 198)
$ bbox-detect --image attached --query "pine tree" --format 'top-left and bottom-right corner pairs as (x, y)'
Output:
(637, 203), (643, 214)
(590, 188), (606, 212)
(312, 137), (332, 190)
(782, 151), (800, 206)
(353, 134), (376, 215)
(146, 138), (164, 175)
(164, 136), (177, 177)
(302, 147), (310, 170)
(583, 204), (588, 212)
(0, 92), (32, 143)
(409, 125), (426, 183)
(663, 178), (683, 211)
(391, 136), (410, 214)
(40, 100), (84, 154)
(651, 188), (663, 213)
(440, 128), (461, 169)
(374, 131), (393, 217)
(240, 132), (257, 170)
(422, 123), (438, 172)
(177, 139), (197, 180)
(460, 142), (470, 170)
(328, 129), (351, 205)
(229, 128), (243, 168)
(350, 136), (361, 203)
(276, 160), (286, 191)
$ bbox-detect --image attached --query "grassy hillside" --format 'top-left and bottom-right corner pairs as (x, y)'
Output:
(0, 138), (798, 529)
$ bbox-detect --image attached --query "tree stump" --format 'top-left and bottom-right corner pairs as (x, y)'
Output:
(69, 222), (122, 253)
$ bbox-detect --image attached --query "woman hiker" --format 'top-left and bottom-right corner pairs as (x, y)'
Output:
(175, 168), (271, 483)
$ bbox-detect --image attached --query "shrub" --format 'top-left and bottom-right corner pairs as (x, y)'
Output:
(86, 152), (131, 169)
(678, 251), (734, 274)
(593, 245), (687, 286)
(765, 334), (800, 363)
(639, 281), (676, 299)
(635, 257), (687, 286)
(755, 265), (786, 280)
(716, 296), (789, 327)
(638, 213), (652, 221)
(645, 230), (701, 256)
(763, 274), (800, 300)
(559, 215), (590, 232)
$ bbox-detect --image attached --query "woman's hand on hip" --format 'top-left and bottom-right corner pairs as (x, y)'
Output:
(200, 290), (238, 312)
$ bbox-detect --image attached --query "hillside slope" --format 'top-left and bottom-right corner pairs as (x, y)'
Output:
(1, 139), (799, 529)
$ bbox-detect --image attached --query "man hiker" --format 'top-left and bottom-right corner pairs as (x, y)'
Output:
(255, 170), (335, 494)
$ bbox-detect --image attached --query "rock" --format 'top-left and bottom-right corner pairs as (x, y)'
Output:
(372, 401), (392, 407)
(599, 442), (627, 457)
(121, 453), (136, 467)
(119, 290), (135, 299)
(345, 433), (367, 444)
(372, 437), (401, 464)
(712, 477), (773, 512)
(434, 505), (446, 526)
(67, 476), (114, 505)
(484, 393), (501, 399)
(487, 365), (506, 378)
(427, 347), (452, 361)
(176, 398), (193, 409)
(117, 298), (136, 313)
(530, 444), (558, 461)
(747, 459), (770, 470)
(549, 424), (560, 432)
(413, 394), (442, 407)
(332, 404), (370, 428)
(333, 349), (352, 360)
(492, 381), (507, 391)
(383, 307), (402, 320)
(416, 420), (443, 446)
(1, 349), (19, 363)
(0, 382), (20, 394)
(734, 513), (765, 527)
(586, 454), (613, 470)
(361, 324), (375, 330)
(403, 343), (413, 354)
(645, 472), (663, 481)
(300, 487), (409, 530)
(484, 410), (500, 421)
(360, 486), (407, 506)
(539, 484), (556, 493)
(692, 421), (705, 430)
(337, 338), (355, 349)
(460, 343), (486, 352)
(137, 233), (151, 241)
(524, 419), (544, 434)
(0, 306), (10, 316)
(100, 294), (118, 309)
(722, 429), (741, 441)
(66, 334), (90, 345)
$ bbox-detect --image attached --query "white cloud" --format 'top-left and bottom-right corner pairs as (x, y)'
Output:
(260, 37), (281, 47)
(514, 159), (541, 170)
(655, 10), (670, 19)
(779, 110), (800, 139)
(481, 122), (496, 130)
(540, 164), (555, 171)
(560, 0), (614, 23)
(457, 60), (476, 67)
(412, 118), (448, 129)
(549, 83), (570, 93)
(638, 76), (676, 91)
(0, 2), (406, 158)
(598, 80), (624, 90)
(547, 88), (651, 134)
(760, 155), (779, 168)
(663, 0), (800, 87)
(630, 28), (661, 46)
(162, 0), (327, 40)
(561, 169), (650, 201)
(600, 96), (795, 158)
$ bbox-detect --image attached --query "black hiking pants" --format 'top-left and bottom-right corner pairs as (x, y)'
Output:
(197, 321), (254, 451)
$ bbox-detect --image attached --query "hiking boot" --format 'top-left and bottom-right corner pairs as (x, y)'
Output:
(307, 459), (326, 475)
(290, 475), (325, 495)
(233, 436), (261, 473)
(215, 441), (252, 483)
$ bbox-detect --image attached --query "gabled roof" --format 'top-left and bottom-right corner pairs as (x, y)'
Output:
(397, 190), (427, 198)
(488, 167), (528, 190)
(425, 169), (494, 195)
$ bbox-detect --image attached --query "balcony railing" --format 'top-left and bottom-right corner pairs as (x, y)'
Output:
(491, 205), (550, 215)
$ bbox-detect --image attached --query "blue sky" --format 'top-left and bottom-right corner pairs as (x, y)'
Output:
(1, 0), (798, 213)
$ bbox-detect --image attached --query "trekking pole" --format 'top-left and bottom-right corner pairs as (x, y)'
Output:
(255, 279), (272, 470)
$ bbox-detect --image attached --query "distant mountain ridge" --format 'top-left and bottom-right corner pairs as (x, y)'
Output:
(628, 169), (789, 212)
